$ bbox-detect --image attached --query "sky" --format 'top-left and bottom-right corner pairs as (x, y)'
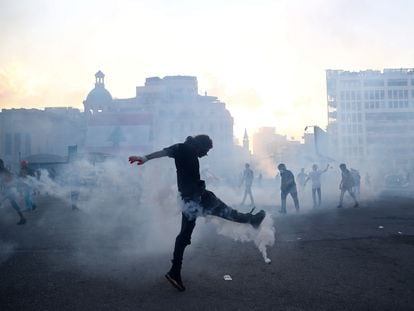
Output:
(1, 0), (414, 142)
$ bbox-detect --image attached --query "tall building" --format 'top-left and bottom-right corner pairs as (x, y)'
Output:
(326, 68), (414, 170)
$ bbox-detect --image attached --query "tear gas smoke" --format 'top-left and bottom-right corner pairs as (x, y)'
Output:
(208, 214), (275, 263)
(25, 156), (275, 264)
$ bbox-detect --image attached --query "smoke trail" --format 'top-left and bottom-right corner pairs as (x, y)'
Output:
(209, 214), (275, 263)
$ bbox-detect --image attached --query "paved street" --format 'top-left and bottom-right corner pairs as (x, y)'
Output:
(1, 194), (413, 311)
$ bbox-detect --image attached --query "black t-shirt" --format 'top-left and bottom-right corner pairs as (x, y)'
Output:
(280, 169), (296, 192)
(164, 143), (201, 197)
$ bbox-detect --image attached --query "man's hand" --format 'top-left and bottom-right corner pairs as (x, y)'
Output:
(128, 155), (148, 165)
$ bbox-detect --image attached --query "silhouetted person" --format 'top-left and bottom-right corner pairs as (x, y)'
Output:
(19, 160), (37, 211)
(337, 163), (359, 208)
(277, 163), (300, 214)
(240, 163), (255, 206)
(0, 159), (26, 225)
(350, 168), (361, 197)
(305, 164), (329, 208)
(296, 168), (307, 189)
(257, 173), (263, 187)
(129, 135), (265, 292)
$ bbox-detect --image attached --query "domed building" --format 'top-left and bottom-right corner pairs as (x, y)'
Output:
(82, 71), (152, 155)
(83, 71), (113, 114)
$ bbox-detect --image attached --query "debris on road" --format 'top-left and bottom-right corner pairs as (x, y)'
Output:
(223, 275), (232, 281)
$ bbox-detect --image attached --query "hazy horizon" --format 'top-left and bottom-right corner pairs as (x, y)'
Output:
(1, 0), (414, 141)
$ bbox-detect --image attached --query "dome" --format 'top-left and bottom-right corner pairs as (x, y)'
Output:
(85, 86), (113, 104)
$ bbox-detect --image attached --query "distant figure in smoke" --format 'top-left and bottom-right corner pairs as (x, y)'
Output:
(0, 159), (26, 225)
(19, 160), (37, 211)
(296, 168), (307, 201)
(350, 168), (361, 198)
(337, 164), (359, 208)
(65, 166), (81, 211)
(129, 135), (266, 292)
(364, 173), (371, 188)
(305, 164), (329, 208)
(257, 173), (263, 187)
(296, 168), (307, 190)
(277, 163), (300, 214)
(239, 163), (255, 206)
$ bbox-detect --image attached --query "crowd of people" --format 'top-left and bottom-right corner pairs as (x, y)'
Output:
(0, 134), (370, 292)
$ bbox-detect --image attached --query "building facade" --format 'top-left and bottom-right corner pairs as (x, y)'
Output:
(1, 71), (236, 172)
(83, 72), (235, 161)
(0, 107), (84, 169)
(326, 68), (414, 171)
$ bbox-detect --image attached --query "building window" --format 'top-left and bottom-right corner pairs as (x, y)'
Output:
(352, 114), (357, 122)
(388, 90), (392, 98)
(364, 79), (384, 87)
(388, 79), (408, 86)
(404, 90), (408, 98)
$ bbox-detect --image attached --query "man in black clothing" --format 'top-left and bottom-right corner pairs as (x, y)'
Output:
(277, 163), (300, 214)
(129, 135), (266, 292)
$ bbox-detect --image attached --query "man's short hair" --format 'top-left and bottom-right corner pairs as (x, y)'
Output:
(193, 134), (213, 150)
(277, 163), (286, 170)
(339, 163), (346, 169)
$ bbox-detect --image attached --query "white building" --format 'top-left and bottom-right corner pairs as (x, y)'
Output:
(326, 68), (414, 171)
(83, 72), (234, 159)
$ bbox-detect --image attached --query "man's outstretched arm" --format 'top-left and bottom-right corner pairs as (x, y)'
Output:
(129, 149), (168, 165)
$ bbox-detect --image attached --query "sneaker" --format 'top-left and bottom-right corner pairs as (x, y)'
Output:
(250, 210), (266, 229)
(17, 218), (26, 225)
(32, 204), (37, 211)
(353, 202), (359, 208)
(165, 272), (185, 292)
(278, 209), (287, 214)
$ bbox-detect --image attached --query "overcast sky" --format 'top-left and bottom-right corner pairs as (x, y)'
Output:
(1, 0), (413, 141)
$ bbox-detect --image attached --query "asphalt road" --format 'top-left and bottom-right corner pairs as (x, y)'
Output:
(1, 194), (413, 311)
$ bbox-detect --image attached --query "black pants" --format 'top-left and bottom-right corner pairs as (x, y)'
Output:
(171, 190), (251, 271)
